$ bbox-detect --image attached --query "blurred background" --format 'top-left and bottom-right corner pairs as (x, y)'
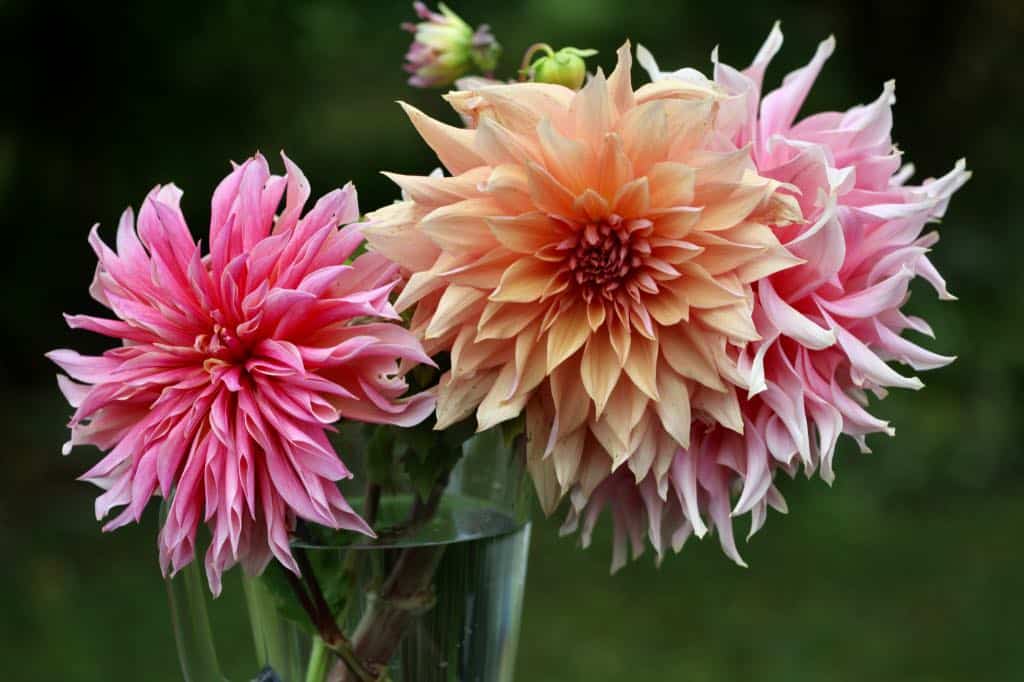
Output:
(1, 0), (1021, 680)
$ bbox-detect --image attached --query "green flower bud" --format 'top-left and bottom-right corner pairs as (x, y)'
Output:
(529, 47), (598, 90)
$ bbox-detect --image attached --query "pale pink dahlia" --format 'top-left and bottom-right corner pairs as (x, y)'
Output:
(48, 153), (434, 593)
(566, 28), (969, 568)
(366, 44), (802, 516)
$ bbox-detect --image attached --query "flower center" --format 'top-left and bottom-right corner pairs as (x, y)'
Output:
(564, 216), (647, 303)
(195, 323), (248, 365)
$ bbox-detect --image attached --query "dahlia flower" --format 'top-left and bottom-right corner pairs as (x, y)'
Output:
(48, 153), (434, 593)
(564, 27), (969, 568)
(366, 44), (803, 515)
(403, 2), (501, 88)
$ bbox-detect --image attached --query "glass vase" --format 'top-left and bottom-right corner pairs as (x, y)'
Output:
(165, 425), (532, 682)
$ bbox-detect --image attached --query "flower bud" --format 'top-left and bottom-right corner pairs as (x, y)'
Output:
(529, 47), (597, 90)
(402, 2), (502, 89)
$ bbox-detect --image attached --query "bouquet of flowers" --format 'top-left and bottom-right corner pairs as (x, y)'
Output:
(48, 5), (968, 681)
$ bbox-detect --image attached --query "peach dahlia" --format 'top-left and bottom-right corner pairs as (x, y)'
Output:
(366, 44), (803, 514)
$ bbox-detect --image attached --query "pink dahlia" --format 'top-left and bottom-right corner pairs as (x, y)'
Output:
(48, 153), (434, 593)
(566, 28), (969, 568)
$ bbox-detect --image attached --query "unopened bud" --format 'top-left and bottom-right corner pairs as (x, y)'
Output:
(402, 3), (502, 88)
(526, 46), (597, 90)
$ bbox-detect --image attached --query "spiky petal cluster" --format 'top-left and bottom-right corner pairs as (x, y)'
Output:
(566, 27), (969, 569)
(402, 2), (501, 88)
(366, 44), (802, 517)
(48, 153), (434, 593)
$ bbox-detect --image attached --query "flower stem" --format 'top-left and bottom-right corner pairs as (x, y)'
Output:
(283, 548), (378, 682)
(305, 636), (329, 682)
(329, 478), (450, 681)
(365, 482), (381, 526)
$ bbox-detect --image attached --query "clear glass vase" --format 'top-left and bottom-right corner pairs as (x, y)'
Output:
(165, 425), (532, 682)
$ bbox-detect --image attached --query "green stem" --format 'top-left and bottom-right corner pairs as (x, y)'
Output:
(305, 636), (329, 682)
(329, 477), (451, 682)
(283, 552), (377, 681)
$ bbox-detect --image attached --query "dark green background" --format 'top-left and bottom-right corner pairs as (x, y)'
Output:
(1, 0), (1021, 680)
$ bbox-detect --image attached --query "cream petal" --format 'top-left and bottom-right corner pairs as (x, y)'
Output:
(581, 329), (622, 417)
(545, 301), (591, 372)
(537, 118), (591, 194)
(627, 411), (656, 482)
(613, 176), (651, 218)
(490, 257), (560, 303)
(644, 289), (689, 326)
(648, 162), (696, 208)
(586, 298), (607, 331)
(607, 42), (636, 117)
(487, 212), (565, 253)
(435, 369), (497, 430)
(619, 99), (670, 175)
(447, 83), (574, 137)
(476, 299), (545, 340)
(597, 133), (634, 202)
(475, 116), (541, 167)
(420, 198), (504, 252)
(551, 354), (591, 436)
(694, 385), (744, 433)
(571, 68), (613, 151)
(553, 428), (586, 493)
(451, 326), (512, 376)
(623, 333), (659, 400)
(649, 206), (702, 239)
(485, 164), (533, 213)
(526, 161), (577, 216)
(394, 269), (446, 313)
(698, 304), (760, 343)
(382, 167), (491, 206)
(574, 188), (611, 222)
(526, 398), (561, 515)
(424, 285), (487, 340)
(510, 322), (548, 399)
(653, 362), (692, 448)
(660, 323), (726, 391)
(476, 363), (530, 431)
(399, 101), (485, 174)
(692, 182), (768, 232)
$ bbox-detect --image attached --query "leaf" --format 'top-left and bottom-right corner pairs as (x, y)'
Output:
(397, 413), (474, 501)
(499, 415), (526, 449)
(365, 424), (399, 488)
